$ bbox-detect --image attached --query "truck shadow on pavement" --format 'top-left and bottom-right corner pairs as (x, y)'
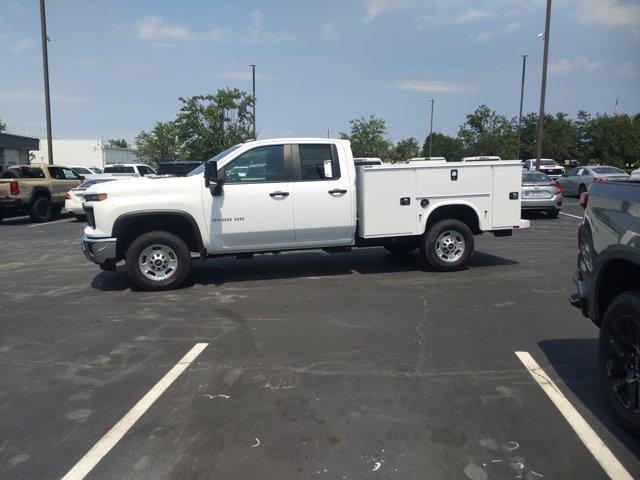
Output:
(538, 339), (640, 459)
(90, 248), (518, 291)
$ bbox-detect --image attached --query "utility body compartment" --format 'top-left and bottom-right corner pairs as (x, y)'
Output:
(355, 161), (523, 238)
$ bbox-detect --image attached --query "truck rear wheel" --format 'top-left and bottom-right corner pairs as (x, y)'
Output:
(420, 219), (474, 271)
(29, 197), (53, 223)
(126, 231), (191, 291)
(599, 291), (640, 436)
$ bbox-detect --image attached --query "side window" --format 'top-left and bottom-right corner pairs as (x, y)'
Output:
(138, 166), (150, 176)
(298, 144), (340, 181)
(223, 145), (285, 183)
(62, 168), (81, 180)
(48, 167), (65, 180)
(579, 169), (590, 176)
(566, 168), (578, 176)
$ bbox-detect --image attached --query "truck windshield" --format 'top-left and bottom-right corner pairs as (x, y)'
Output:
(187, 145), (241, 177)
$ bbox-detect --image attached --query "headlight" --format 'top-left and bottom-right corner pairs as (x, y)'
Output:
(84, 193), (108, 202)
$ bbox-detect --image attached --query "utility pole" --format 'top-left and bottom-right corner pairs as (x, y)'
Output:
(327, 129), (330, 138)
(516, 54), (529, 160)
(428, 99), (434, 158)
(535, 0), (552, 171)
(250, 64), (256, 139)
(39, 0), (53, 165)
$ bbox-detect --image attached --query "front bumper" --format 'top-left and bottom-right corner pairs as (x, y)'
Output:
(81, 234), (117, 265)
(569, 270), (589, 318)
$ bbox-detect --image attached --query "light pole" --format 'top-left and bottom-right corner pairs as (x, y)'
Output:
(39, 0), (53, 165)
(535, 0), (552, 171)
(516, 54), (529, 161)
(250, 64), (256, 139)
(428, 98), (434, 158)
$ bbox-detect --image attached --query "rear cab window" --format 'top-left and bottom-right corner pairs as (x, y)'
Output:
(294, 144), (340, 181)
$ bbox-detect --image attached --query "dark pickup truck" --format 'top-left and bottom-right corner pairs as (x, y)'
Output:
(571, 180), (640, 434)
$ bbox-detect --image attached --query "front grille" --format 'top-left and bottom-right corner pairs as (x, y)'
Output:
(545, 168), (562, 175)
(85, 206), (96, 228)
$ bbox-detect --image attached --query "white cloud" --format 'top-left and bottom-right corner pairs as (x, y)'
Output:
(364, 0), (409, 23)
(322, 22), (342, 39)
(618, 61), (638, 77)
(0, 91), (89, 103)
(245, 11), (294, 43)
(133, 15), (228, 43)
(572, 0), (640, 38)
(213, 71), (269, 82)
(394, 80), (478, 93)
(10, 37), (34, 53)
(454, 9), (498, 25)
(473, 20), (519, 41)
(549, 56), (603, 74)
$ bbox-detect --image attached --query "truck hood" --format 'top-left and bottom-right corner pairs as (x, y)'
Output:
(84, 174), (200, 198)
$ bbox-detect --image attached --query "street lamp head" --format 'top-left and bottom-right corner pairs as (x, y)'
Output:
(522, 54), (530, 58)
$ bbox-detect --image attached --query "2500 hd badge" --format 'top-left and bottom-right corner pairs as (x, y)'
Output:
(212, 217), (245, 222)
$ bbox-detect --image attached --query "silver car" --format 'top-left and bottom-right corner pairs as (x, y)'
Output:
(521, 171), (563, 217)
(556, 166), (630, 197)
(523, 159), (565, 179)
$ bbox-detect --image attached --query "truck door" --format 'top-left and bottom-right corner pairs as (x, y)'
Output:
(48, 167), (82, 202)
(209, 144), (296, 251)
(291, 143), (353, 246)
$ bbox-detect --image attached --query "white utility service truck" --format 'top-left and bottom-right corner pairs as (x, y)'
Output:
(81, 138), (528, 290)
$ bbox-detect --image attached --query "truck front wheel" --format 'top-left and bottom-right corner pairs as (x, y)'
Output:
(126, 231), (191, 291)
(420, 219), (474, 271)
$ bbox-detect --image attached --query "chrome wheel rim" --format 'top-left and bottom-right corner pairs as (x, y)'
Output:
(435, 230), (465, 263)
(138, 244), (178, 281)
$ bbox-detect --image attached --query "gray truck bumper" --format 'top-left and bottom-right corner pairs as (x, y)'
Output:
(81, 235), (117, 266)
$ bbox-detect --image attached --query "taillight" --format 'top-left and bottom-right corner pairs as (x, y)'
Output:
(10, 181), (19, 196)
(65, 193), (72, 200)
(552, 180), (563, 195)
(592, 177), (607, 183)
(579, 192), (589, 209)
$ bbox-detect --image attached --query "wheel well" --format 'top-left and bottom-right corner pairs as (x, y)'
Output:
(425, 204), (481, 235)
(113, 213), (202, 259)
(597, 259), (640, 321)
(30, 188), (51, 202)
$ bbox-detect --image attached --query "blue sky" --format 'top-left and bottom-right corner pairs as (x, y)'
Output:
(0, 0), (638, 143)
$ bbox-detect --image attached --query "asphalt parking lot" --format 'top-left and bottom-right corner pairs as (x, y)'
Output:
(1, 198), (639, 480)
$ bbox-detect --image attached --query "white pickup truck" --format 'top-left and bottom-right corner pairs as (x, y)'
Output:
(81, 138), (528, 290)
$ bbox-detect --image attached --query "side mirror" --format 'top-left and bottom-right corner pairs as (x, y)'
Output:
(204, 161), (218, 187)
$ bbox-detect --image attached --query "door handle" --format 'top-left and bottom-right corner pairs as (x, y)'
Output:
(328, 189), (347, 194)
(269, 191), (289, 197)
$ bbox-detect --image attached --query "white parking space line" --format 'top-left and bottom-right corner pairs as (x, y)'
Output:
(61, 343), (209, 480)
(28, 218), (74, 227)
(515, 351), (633, 480)
(560, 212), (582, 220)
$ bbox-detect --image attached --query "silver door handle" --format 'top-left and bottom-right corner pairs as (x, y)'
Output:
(328, 189), (347, 194)
(269, 191), (289, 197)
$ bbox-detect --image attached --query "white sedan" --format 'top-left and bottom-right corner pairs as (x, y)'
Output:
(65, 178), (119, 218)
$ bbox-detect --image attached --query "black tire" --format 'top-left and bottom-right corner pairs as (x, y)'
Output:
(547, 209), (560, 218)
(51, 205), (62, 219)
(599, 291), (640, 436)
(578, 184), (587, 197)
(384, 238), (418, 256)
(420, 219), (474, 271)
(29, 197), (53, 223)
(125, 231), (191, 291)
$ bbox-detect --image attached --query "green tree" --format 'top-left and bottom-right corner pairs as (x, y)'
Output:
(458, 105), (516, 158)
(134, 121), (184, 166)
(174, 88), (254, 161)
(421, 133), (465, 161)
(340, 115), (393, 160)
(588, 113), (640, 168)
(391, 137), (420, 163)
(519, 112), (577, 162)
(107, 138), (128, 148)
(0, 118), (6, 132)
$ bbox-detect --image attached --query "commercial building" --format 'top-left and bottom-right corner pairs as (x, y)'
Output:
(0, 133), (40, 172)
(31, 138), (139, 169)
